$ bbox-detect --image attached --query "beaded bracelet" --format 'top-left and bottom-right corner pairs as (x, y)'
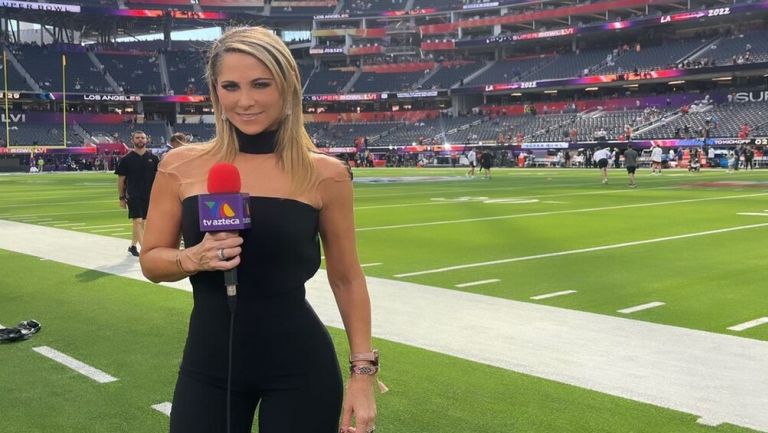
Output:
(175, 251), (195, 277)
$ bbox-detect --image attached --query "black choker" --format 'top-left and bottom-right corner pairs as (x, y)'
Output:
(235, 128), (278, 154)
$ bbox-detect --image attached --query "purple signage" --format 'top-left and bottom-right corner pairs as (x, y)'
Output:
(197, 193), (251, 232)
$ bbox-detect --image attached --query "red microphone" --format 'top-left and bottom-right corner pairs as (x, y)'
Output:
(198, 163), (250, 307)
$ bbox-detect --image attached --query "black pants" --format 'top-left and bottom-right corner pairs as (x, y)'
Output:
(170, 366), (343, 433)
(169, 298), (343, 433)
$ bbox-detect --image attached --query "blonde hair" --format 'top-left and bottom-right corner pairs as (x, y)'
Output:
(205, 26), (316, 192)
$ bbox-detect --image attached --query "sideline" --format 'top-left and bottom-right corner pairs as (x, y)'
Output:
(0, 220), (767, 432)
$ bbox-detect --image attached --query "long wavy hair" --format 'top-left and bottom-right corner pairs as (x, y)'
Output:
(205, 27), (316, 192)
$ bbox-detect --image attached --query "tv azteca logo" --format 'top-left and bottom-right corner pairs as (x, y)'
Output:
(203, 199), (241, 226)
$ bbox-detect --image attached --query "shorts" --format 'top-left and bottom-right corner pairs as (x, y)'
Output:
(127, 196), (149, 219)
(651, 159), (662, 164)
(626, 166), (636, 174)
(469, 161), (476, 168)
(597, 158), (608, 169)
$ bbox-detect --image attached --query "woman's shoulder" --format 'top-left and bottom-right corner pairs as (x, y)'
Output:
(160, 143), (210, 169)
(311, 152), (352, 182)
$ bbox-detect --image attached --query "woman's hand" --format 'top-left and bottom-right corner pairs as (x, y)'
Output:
(340, 374), (377, 433)
(182, 231), (243, 273)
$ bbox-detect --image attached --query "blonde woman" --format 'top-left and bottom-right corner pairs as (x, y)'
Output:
(140, 27), (377, 433)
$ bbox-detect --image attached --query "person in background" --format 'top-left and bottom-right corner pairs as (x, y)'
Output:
(466, 147), (477, 177)
(169, 132), (188, 149)
(115, 130), (159, 257)
(139, 27), (378, 433)
(593, 146), (611, 184)
(623, 145), (638, 188)
(650, 144), (663, 175)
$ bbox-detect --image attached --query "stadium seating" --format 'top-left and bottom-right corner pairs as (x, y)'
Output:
(699, 31), (768, 65)
(80, 121), (168, 146)
(11, 45), (115, 93)
(524, 49), (609, 81)
(352, 71), (425, 92)
(4, 123), (78, 146)
(303, 69), (354, 94)
(174, 123), (216, 142)
(636, 102), (768, 139)
(95, 53), (163, 94)
(3, 46), (33, 91)
(166, 50), (208, 95)
(599, 39), (707, 74)
(419, 62), (485, 89)
(344, 0), (405, 15)
(469, 57), (549, 86)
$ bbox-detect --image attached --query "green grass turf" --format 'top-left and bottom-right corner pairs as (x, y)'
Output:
(1, 168), (767, 432)
(0, 250), (759, 433)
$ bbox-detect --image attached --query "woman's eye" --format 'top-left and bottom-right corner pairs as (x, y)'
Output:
(253, 82), (271, 89)
(221, 83), (239, 91)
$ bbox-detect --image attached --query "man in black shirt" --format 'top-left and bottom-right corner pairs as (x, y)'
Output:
(115, 131), (159, 257)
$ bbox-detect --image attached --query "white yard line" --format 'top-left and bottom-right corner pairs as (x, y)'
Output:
(618, 302), (666, 314)
(360, 263), (382, 268)
(394, 222), (768, 278)
(91, 228), (129, 233)
(84, 224), (132, 229)
(455, 279), (500, 288)
(738, 212), (768, 217)
(52, 223), (86, 227)
(0, 199), (114, 209)
(358, 193), (768, 232)
(1, 209), (124, 219)
(2, 221), (768, 432)
(32, 346), (118, 383)
(151, 402), (173, 417)
(530, 290), (577, 300)
(728, 317), (768, 332)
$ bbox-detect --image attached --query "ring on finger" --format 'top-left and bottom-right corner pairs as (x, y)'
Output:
(218, 248), (226, 261)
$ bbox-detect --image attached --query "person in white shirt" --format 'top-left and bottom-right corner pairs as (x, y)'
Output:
(593, 147), (611, 184)
(466, 149), (477, 177)
(650, 144), (663, 175)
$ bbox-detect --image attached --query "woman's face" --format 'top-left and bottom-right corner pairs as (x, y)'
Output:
(216, 52), (284, 135)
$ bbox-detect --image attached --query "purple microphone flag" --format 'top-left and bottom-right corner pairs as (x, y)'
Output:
(198, 193), (251, 232)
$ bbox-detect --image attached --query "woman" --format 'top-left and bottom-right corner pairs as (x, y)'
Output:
(140, 27), (377, 433)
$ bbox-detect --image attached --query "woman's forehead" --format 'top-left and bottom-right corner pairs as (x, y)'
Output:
(217, 52), (273, 79)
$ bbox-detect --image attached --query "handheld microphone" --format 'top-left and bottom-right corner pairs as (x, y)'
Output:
(198, 163), (251, 308)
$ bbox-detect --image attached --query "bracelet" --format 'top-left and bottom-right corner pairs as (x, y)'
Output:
(175, 251), (195, 276)
(350, 349), (379, 366)
(350, 364), (379, 376)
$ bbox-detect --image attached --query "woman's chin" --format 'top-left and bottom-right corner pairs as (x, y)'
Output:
(234, 123), (267, 135)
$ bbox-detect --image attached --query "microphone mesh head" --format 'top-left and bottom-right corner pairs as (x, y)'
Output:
(207, 163), (241, 194)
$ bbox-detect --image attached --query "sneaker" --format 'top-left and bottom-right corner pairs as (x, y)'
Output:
(128, 245), (139, 257)
(16, 320), (41, 336)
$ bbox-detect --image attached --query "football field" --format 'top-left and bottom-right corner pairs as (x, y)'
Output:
(0, 166), (766, 433)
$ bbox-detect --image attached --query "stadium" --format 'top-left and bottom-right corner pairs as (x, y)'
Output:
(0, 0), (767, 432)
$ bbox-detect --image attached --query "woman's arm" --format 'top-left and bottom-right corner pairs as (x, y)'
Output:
(317, 158), (376, 433)
(139, 159), (243, 283)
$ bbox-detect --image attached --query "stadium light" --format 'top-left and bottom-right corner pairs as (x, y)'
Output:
(511, 92), (522, 96)
(544, 90), (558, 94)
(712, 76), (732, 81)
(585, 87), (599, 91)
(668, 80), (685, 85)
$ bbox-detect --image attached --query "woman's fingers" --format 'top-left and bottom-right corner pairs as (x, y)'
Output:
(339, 405), (353, 433)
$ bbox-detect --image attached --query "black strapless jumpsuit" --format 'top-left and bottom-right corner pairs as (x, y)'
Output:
(169, 196), (343, 433)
